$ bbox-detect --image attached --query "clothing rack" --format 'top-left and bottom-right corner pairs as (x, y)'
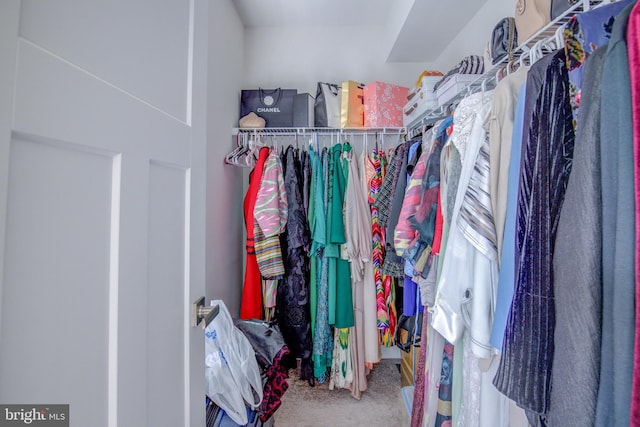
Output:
(406, 0), (614, 138)
(232, 127), (407, 137)
(226, 127), (407, 167)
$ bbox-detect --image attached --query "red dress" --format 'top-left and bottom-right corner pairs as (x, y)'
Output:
(240, 147), (270, 320)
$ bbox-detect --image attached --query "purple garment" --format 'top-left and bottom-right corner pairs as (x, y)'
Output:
(494, 50), (575, 416)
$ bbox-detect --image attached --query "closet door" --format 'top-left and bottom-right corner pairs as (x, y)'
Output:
(0, 1), (207, 426)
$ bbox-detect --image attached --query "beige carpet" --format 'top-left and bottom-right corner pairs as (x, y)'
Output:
(273, 359), (408, 427)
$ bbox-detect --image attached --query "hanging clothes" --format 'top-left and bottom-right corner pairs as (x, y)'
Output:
(563, 0), (634, 121)
(411, 118), (451, 427)
(594, 3), (636, 426)
(488, 67), (529, 259)
(382, 142), (410, 279)
(329, 327), (353, 391)
(494, 50), (576, 418)
(546, 44), (607, 427)
(344, 144), (379, 397)
(357, 149), (383, 366)
(310, 146), (333, 382)
(629, 1), (640, 423)
(276, 146), (313, 382)
(328, 143), (354, 329)
(432, 92), (497, 351)
(489, 78), (528, 351)
(328, 143), (355, 391)
(241, 146), (270, 320)
(546, 3), (631, 423)
(254, 148), (288, 319)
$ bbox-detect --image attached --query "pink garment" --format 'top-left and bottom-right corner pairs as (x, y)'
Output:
(628, 2), (640, 423)
(394, 150), (429, 258)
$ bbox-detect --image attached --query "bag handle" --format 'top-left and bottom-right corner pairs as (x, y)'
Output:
(321, 82), (340, 97)
(258, 88), (283, 107)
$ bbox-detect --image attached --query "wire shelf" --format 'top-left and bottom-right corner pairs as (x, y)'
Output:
(405, 0), (611, 137)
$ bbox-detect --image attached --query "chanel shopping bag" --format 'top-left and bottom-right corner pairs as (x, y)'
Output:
(240, 88), (297, 127)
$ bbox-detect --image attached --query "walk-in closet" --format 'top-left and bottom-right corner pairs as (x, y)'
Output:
(1, 0), (638, 426)
(208, 0), (640, 426)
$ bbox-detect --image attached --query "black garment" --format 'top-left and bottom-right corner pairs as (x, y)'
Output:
(276, 146), (314, 382)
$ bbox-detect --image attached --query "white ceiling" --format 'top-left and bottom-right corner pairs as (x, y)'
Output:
(232, 0), (394, 28)
(231, 0), (489, 62)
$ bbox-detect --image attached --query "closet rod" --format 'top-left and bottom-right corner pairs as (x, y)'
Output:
(232, 127), (406, 137)
(406, 0), (612, 134)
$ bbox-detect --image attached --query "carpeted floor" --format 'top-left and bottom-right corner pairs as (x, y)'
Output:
(273, 359), (407, 427)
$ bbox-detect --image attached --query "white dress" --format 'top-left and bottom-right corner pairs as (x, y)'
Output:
(430, 91), (509, 427)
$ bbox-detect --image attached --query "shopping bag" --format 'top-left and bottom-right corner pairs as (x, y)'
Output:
(240, 88), (297, 127)
(314, 82), (342, 128)
(363, 81), (409, 127)
(205, 301), (264, 425)
(340, 80), (365, 128)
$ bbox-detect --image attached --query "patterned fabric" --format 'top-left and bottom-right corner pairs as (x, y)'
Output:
(329, 328), (353, 390)
(394, 149), (429, 261)
(434, 341), (455, 427)
(494, 51), (575, 415)
(562, 0), (633, 119)
(432, 93), (496, 356)
(254, 232), (285, 280)
(260, 346), (290, 422)
(382, 140), (412, 279)
(363, 81), (410, 127)
(434, 55), (485, 92)
(410, 310), (432, 427)
(254, 150), (288, 280)
(373, 143), (406, 227)
(255, 150), (288, 237)
(276, 146), (313, 382)
(405, 126), (445, 278)
(312, 148), (333, 382)
(457, 126), (497, 262)
(369, 149), (389, 339)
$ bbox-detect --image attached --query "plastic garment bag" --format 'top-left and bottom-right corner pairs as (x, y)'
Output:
(205, 300), (263, 425)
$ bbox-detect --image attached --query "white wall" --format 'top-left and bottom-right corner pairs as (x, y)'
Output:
(220, 0), (517, 316)
(433, 0), (516, 71)
(207, 0), (246, 315)
(241, 0), (516, 94)
(243, 25), (435, 95)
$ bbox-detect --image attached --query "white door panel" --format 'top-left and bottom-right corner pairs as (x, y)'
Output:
(19, 0), (191, 121)
(147, 162), (189, 427)
(1, 133), (114, 425)
(12, 39), (191, 162)
(0, 1), (207, 426)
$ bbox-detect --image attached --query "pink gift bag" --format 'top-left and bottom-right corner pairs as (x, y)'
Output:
(363, 81), (409, 127)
